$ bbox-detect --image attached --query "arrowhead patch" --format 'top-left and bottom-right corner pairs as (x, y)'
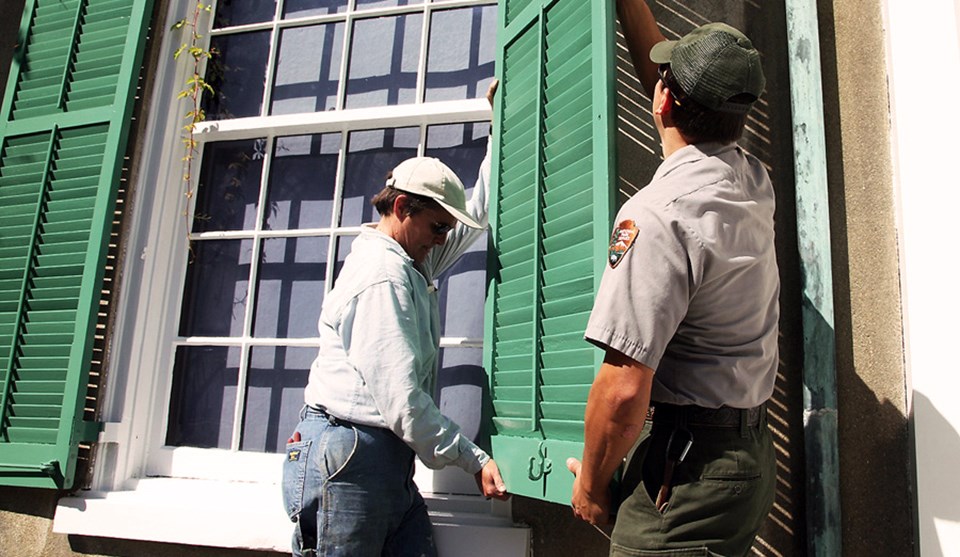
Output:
(608, 220), (638, 268)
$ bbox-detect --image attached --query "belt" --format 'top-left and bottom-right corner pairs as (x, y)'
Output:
(306, 404), (349, 426)
(647, 402), (764, 429)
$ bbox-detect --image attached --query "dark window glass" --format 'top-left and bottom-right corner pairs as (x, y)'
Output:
(272, 23), (344, 115)
(179, 240), (253, 337)
(253, 236), (328, 338)
(264, 134), (341, 230)
(204, 31), (271, 120)
(345, 14), (423, 108)
(436, 347), (485, 442)
(241, 346), (314, 453)
(356, 0), (421, 9)
(166, 345), (240, 449)
(194, 139), (266, 232)
(213, 0), (277, 27)
(340, 127), (418, 226)
(425, 6), (497, 102)
(283, 0), (349, 18)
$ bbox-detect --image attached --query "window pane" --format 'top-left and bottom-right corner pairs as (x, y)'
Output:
(204, 31), (271, 120)
(166, 345), (240, 449)
(436, 347), (485, 442)
(179, 239), (253, 337)
(242, 346), (314, 453)
(340, 127), (419, 226)
(425, 122), (489, 191)
(427, 122), (489, 338)
(265, 134), (340, 230)
(425, 6), (497, 102)
(272, 23), (344, 115)
(356, 0), (422, 9)
(283, 0), (348, 18)
(253, 236), (328, 338)
(194, 139), (266, 232)
(214, 0), (277, 27)
(345, 14), (423, 109)
(436, 233), (486, 338)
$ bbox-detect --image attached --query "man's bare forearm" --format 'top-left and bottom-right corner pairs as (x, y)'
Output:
(616, 0), (666, 97)
(579, 350), (654, 496)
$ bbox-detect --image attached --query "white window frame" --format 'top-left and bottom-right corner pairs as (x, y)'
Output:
(54, 0), (529, 552)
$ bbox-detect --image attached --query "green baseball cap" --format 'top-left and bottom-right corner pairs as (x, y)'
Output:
(649, 22), (765, 114)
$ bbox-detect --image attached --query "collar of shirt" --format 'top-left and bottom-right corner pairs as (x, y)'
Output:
(653, 141), (739, 183)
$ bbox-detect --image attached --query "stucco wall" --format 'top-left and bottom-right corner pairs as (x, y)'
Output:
(818, 0), (915, 554)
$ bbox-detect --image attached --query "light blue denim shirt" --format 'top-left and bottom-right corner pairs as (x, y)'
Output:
(304, 140), (491, 474)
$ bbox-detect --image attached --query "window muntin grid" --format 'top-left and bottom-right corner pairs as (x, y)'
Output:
(201, 1), (497, 121)
(170, 122), (490, 453)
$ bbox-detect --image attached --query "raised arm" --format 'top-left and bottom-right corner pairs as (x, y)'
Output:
(616, 0), (666, 97)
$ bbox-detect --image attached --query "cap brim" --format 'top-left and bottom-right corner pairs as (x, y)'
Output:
(435, 199), (482, 229)
(649, 40), (676, 64)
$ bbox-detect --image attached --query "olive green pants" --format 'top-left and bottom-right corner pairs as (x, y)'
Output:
(610, 417), (775, 557)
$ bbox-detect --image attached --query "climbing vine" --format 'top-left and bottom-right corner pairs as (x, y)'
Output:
(171, 2), (216, 241)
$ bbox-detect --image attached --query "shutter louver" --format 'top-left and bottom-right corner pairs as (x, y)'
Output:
(485, 0), (616, 504)
(0, 0), (153, 489)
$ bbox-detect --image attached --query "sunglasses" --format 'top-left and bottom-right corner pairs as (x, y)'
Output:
(430, 221), (454, 235)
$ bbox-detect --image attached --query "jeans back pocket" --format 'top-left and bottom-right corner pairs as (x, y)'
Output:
(282, 439), (312, 521)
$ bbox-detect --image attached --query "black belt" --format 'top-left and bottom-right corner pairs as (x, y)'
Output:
(647, 402), (764, 429)
(308, 405), (348, 426)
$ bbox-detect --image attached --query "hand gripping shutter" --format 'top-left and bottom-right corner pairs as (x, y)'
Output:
(0, 0), (154, 489)
(485, 0), (616, 504)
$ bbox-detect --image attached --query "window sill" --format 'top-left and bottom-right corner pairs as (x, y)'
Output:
(54, 478), (530, 555)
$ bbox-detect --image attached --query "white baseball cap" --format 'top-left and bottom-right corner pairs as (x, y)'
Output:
(386, 157), (482, 229)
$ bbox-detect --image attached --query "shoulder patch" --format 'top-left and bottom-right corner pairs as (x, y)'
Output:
(608, 220), (638, 269)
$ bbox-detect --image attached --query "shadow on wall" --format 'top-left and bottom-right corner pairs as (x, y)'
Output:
(912, 391), (960, 557)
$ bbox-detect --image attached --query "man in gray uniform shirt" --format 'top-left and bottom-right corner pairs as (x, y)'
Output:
(567, 2), (780, 555)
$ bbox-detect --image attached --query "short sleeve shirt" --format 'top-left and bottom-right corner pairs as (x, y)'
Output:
(584, 142), (780, 409)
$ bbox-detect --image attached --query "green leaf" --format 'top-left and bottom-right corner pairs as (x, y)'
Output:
(174, 43), (187, 59)
(170, 19), (187, 31)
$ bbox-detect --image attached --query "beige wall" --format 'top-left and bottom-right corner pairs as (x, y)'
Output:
(819, 0), (915, 555)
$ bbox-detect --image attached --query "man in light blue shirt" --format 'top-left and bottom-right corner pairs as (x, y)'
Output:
(283, 83), (506, 557)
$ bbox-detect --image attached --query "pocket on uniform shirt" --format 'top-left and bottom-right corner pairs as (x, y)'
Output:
(282, 439), (312, 521)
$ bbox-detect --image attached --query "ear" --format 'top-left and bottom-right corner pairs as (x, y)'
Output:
(392, 194), (410, 221)
(655, 87), (675, 115)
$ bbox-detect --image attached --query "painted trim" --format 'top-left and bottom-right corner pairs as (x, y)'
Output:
(784, 1), (842, 554)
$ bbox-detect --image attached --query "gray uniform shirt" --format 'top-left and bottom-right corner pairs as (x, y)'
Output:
(584, 142), (780, 409)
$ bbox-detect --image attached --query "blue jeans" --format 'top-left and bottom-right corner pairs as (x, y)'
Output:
(282, 406), (438, 557)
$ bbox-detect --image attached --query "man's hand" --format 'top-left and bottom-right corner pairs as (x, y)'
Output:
(485, 78), (499, 108)
(567, 457), (611, 525)
(474, 459), (510, 500)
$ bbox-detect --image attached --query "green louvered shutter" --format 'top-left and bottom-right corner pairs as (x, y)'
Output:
(484, 0), (616, 504)
(0, 0), (154, 489)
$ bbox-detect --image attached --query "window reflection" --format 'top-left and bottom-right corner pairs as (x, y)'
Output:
(213, 0), (277, 28)
(264, 133), (341, 230)
(204, 31), (271, 120)
(178, 240), (253, 338)
(340, 127), (418, 226)
(345, 14), (423, 108)
(272, 23), (344, 115)
(436, 348), (485, 443)
(425, 6), (497, 102)
(166, 345), (240, 449)
(253, 236), (328, 339)
(242, 346), (314, 453)
(283, 0), (349, 18)
(194, 139), (265, 232)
